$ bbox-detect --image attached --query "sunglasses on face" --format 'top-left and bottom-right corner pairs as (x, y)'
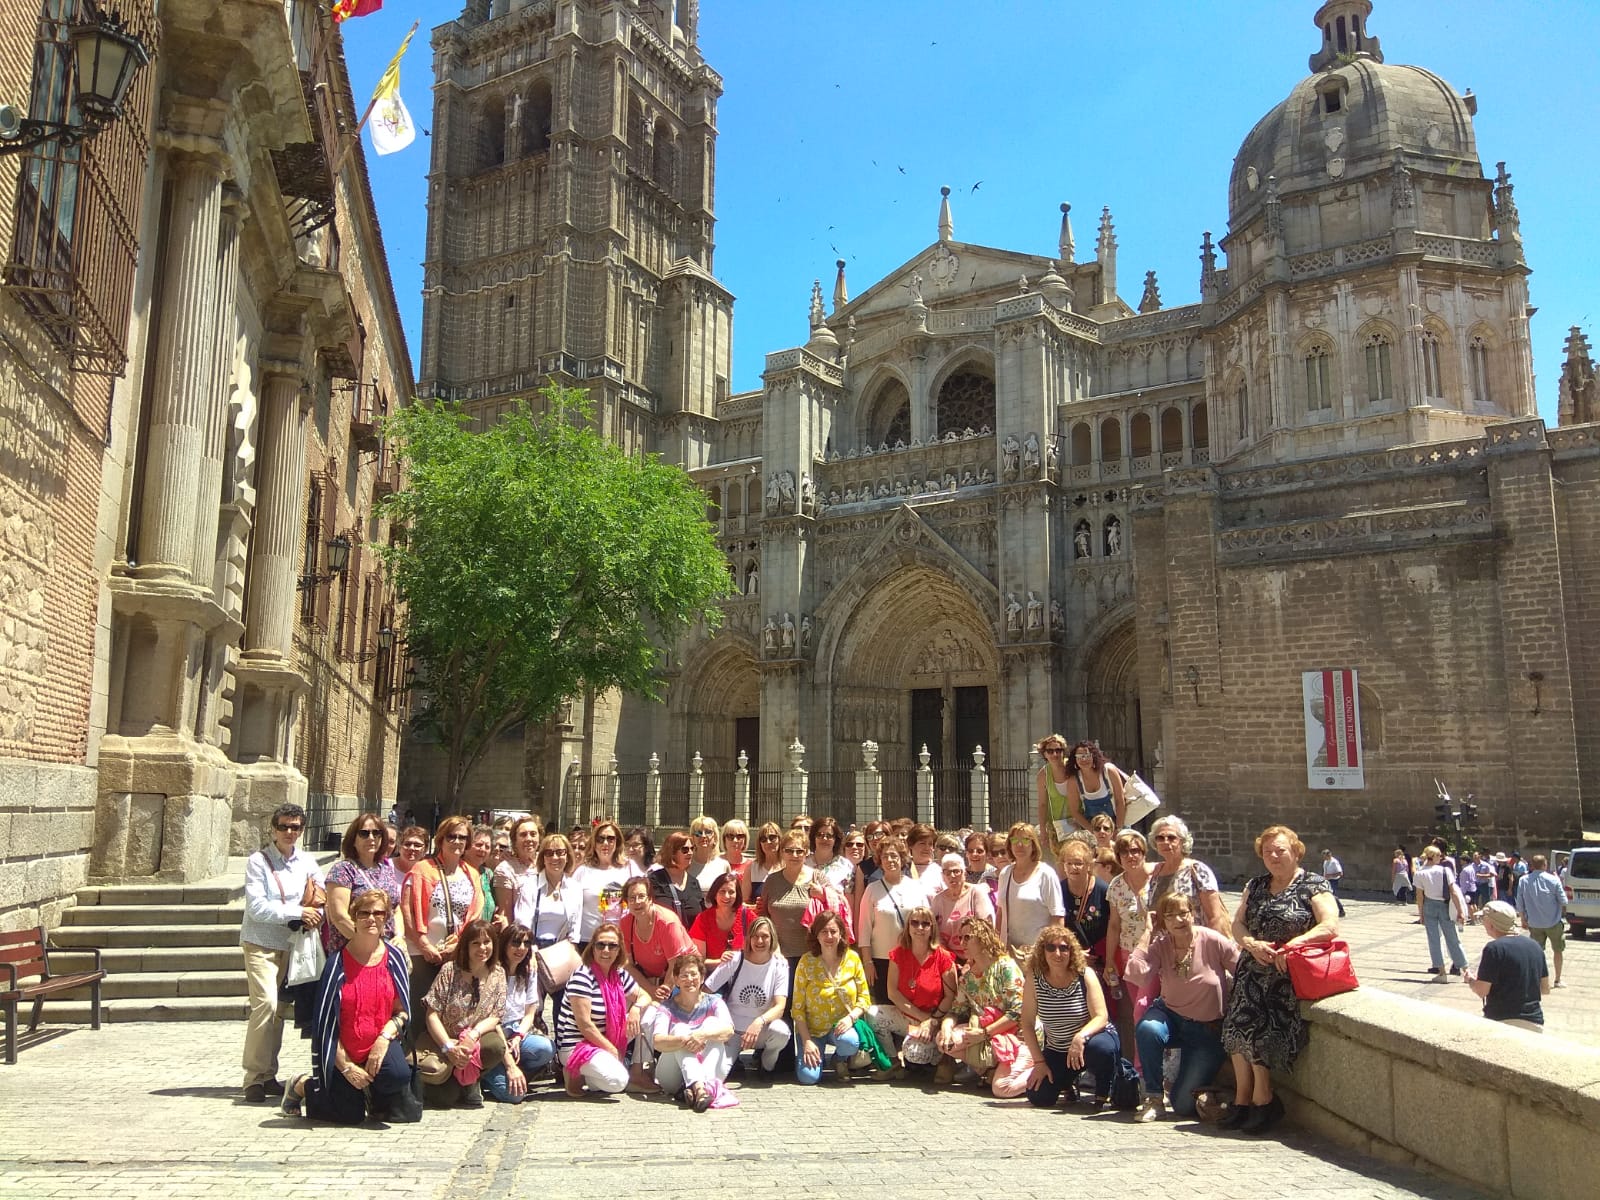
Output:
(509, 937), (531, 947)
(274, 823), (303, 833)
(908, 919), (933, 928)
(782, 848), (806, 857)
(356, 829), (383, 839)
(593, 942), (620, 951)
(595, 834), (618, 843)
(692, 830), (715, 838)
(1043, 943), (1074, 954)
(354, 910), (386, 921)
(760, 834), (779, 843)
(444, 834), (468, 842)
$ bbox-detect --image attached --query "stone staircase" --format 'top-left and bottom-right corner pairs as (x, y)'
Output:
(39, 853), (334, 1024)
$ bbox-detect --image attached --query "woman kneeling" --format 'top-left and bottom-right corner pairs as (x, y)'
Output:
(1018, 925), (1118, 1108)
(283, 891), (415, 1123)
(649, 951), (737, 1111)
(553, 924), (653, 1095)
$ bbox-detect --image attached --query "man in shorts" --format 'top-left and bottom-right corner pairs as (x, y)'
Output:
(1515, 854), (1567, 988)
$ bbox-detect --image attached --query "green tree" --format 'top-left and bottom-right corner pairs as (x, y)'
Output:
(378, 385), (731, 809)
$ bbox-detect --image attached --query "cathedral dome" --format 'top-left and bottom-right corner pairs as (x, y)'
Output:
(1228, 2), (1480, 230)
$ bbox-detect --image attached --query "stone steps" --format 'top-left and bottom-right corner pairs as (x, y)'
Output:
(36, 855), (335, 1027)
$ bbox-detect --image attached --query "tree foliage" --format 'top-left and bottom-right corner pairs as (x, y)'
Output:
(378, 385), (730, 805)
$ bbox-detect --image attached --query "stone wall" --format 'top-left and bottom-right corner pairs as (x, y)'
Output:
(0, 762), (96, 933)
(1282, 989), (1600, 1199)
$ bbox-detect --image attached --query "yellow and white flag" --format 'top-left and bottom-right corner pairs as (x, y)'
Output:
(368, 25), (417, 156)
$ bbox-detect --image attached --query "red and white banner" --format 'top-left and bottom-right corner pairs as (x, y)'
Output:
(1302, 668), (1363, 789)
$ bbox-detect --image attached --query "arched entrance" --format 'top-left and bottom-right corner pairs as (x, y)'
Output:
(674, 635), (761, 775)
(822, 563), (999, 822)
(1079, 616), (1143, 776)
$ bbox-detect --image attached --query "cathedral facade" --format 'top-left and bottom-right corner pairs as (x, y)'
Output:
(415, 0), (1595, 885)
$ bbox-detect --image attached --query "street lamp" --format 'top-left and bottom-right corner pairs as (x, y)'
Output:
(350, 625), (394, 664)
(0, 4), (152, 156)
(297, 533), (351, 590)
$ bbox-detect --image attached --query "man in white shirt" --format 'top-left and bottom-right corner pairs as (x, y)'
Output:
(240, 804), (326, 1102)
(1321, 849), (1346, 917)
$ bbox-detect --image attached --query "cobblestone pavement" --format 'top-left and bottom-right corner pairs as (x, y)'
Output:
(7, 891), (1588, 1199)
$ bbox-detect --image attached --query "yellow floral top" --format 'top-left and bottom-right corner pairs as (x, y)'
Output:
(791, 948), (869, 1034)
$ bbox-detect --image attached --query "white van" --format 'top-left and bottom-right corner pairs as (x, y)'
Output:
(1556, 847), (1600, 938)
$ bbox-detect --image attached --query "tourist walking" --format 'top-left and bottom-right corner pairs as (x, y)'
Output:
(1320, 848), (1347, 918)
(1414, 845), (1468, 977)
(1515, 854), (1568, 988)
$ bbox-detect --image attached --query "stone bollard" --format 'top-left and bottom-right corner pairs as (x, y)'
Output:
(645, 753), (661, 828)
(734, 749), (750, 823)
(782, 737), (808, 824)
(970, 745), (989, 831)
(561, 756), (582, 829)
(856, 739), (883, 827)
(606, 755), (620, 819)
(916, 743), (934, 827)
(689, 751), (706, 817)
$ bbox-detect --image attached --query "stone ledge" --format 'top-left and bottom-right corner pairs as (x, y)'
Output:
(1280, 986), (1600, 1199)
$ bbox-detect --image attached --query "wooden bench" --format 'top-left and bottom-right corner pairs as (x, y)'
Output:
(0, 925), (105, 1064)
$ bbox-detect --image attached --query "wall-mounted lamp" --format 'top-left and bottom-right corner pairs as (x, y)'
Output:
(0, 4), (151, 156)
(297, 533), (351, 590)
(350, 625), (394, 663)
(1528, 670), (1545, 717)
(1185, 665), (1200, 705)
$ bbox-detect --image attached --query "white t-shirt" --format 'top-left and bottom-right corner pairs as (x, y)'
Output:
(693, 855), (731, 893)
(857, 876), (926, 960)
(575, 862), (640, 941)
(907, 862), (946, 905)
(521, 873), (582, 945)
(704, 952), (789, 1032)
(998, 863), (1066, 949)
(502, 970), (543, 1025)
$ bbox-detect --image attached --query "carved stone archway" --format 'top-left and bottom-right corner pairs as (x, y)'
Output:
(1079, 616), (1142, 777)
(671, 634), (761, 773)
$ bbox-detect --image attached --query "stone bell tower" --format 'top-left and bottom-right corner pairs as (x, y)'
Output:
(412, 0), (735, 814)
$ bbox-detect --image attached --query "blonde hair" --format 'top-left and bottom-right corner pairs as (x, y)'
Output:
(1254, 824), (1306, 861)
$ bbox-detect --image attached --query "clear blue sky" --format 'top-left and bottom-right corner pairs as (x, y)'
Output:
(346, 0), (1599, 422)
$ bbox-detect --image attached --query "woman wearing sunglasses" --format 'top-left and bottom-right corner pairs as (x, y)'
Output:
(553, 923), (653, 1095)
(324, 813), (402, 953)
(741, 822), (785, 904)
(1018, 925), (1119, 1109)
(872, 905), (955, 1071)
(688, 814), (730, 893)
(483, 922), (555, 1103)
(401, 815), (484, 1033)
(574, 819), (640, 944)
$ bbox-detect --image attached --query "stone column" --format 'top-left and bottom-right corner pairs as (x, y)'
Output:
(915, 744), (934, 826)
(243, 368), (309, 656)
(970, 746), (990, 832)
(854, 740), (882, 827)
(192, 197), (241, 593)
(688, 751), (706, 817)
(733, 749), (750, 822)
(136, 154), (224, 580)
(781, 738), (807, 824)
(645, 753), (662, 827)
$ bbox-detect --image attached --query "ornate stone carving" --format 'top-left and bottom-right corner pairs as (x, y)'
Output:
(1001, 434), (1020, 481)
(1023, 433), (1041, 479)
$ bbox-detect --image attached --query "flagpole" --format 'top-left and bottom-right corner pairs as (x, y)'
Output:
(332, 19), (420, 176)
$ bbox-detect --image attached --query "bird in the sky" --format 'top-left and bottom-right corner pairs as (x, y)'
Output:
(897, 165), (906, 174)
(971, 181), (982, 193)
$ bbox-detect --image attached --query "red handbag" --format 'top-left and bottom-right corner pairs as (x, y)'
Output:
(1284, 939), (1359, 1000)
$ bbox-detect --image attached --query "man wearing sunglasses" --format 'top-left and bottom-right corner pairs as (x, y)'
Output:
(240, 803), (327, 1103)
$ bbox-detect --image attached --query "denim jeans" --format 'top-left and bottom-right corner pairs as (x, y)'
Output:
(1025, 1027), (1120, 1108)
(304, 1038), (412, 1125)
(1135, 1001), (1225, 1117)
(795, 1027), (860, 1085)
(482, 1025), (555, 1103)
(1423, 897), (1467, 970)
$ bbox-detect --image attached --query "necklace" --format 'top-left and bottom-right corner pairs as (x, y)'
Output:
(1172, 937), (1196, 979)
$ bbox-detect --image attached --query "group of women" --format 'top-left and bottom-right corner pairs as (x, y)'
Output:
(281, 745), (1337, 1134)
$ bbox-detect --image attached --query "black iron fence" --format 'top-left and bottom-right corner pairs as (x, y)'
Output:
(988, 767), (1033, 830)
(805, 769), (856, 825)
(750, 770), (784, 827)
(659, 771), (690, 828)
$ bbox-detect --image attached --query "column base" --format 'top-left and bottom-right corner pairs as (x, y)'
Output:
(232, 760), (310, 855)
(92, 733), (236, 883)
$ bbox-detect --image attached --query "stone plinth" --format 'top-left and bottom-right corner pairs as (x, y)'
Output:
(94, 733), (235, 882)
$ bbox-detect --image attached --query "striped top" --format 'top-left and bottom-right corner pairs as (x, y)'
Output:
(1033, 970), (1091, 1050)
(553, 964), (640, 1058)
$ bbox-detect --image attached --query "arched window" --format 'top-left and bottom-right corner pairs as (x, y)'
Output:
(1470, 336), (1492, 405)
(1130, 412), (1153, 458)
(743, 561), (759, 596)
(1069, 423), (1092, 466)
(1364, 331), (1394, 403)
(865, 376), (910, 447)
(705, 484), (721, 526)
(521, 79), (552, 157)
(628, 98), (648, 174)
(652, 119), (676, 194)
(1234, 382), (1249, 440)
(1421, 329), (1444, 401)
(1099, 416), (1122, 460)
(1191, 401), (1209, 449)
(1159, 407), (1183, 453)
(1305, 343), (1333, 412)
(481, 95), (506, 170)
(725, 479), (742, 518)
(935, 366), (995, 437)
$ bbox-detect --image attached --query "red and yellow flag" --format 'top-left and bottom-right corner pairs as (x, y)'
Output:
(333, 0), (383, 22)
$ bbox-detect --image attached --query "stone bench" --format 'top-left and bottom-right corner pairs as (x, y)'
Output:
(1279, 987), (1599, 1198)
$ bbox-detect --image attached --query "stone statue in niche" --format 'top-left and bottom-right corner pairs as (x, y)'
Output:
(942, 470), (956, 490)
(1005, 592), (1023, 635)
(1073, 520), (1092, 559)
(827, 487), (841, 505)
(877, 480), (891, 498)
(800, 614), (813, 654)
(764, 474), (781, 515)
(1105, 515), (1123, 556)
(1025, 591), (1043, 631)
(1001, 435), (1021, 481)
(780, 612), (796, 653)
(745, 565), (759, 596)
(778, 471), (795, 513)
(799, 473), (816, 516)
(978, 466), (994, 484)
(1023, 432), (1042, 478)
(1049, 598), (1064, 631)
(1044, 436), (1059, 476)
(762, 617), (778, 655)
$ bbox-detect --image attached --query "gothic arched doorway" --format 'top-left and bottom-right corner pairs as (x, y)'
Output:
(1080, 617), (1143, 777)
(674, 635), (761, 775)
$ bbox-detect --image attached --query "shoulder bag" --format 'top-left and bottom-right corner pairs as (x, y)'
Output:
(1120, 769), (1161, 827)
(1284, 939), (1359, 1001)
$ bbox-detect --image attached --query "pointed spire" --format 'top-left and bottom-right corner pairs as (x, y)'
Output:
(1138, 271), (1162, 314)
(1058, 203), (1075, 262)
(1199, 231), (1218, 300)
(1038, 262), (1072, 311)
(832, 259), (848, 311)
(1309, 1), (1383, 73)
(1096, 206), (1117, 302)
(938, 186), (954, 243)
(806, 279), (839, 359)
(808, 279), (825, 329)
(1560, 325), (1597, 426)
